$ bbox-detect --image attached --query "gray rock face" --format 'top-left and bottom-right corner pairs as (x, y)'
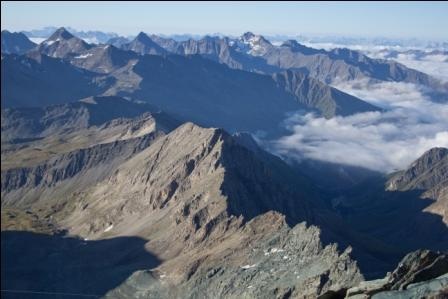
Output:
(371, 274), (448, 299)
(105, 216), (363, 299)
(341, 250), (448, 298)
(1, 30), (36, 54)
(386, 250), (448, 290)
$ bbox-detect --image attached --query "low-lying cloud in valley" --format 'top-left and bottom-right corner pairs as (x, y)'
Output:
(274, 80), (448, 173)
(378, 52), (448, 83)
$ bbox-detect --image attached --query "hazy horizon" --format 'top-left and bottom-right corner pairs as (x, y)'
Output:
(2, 1), (448, 40)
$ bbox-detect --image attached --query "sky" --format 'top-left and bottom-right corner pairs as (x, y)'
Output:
(1, 1), (448, 39)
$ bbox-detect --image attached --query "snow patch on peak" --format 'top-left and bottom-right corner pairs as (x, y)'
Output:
(43, 40), (56, 46)
(233, 33), (270, 56)
(74, 53), (93, 59)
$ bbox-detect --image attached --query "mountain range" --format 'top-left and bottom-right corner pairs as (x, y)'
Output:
(4, 28), (448, 92)
(118, 31), (448, 93)
(1, 27), (447, 298)
(2, 28), (382, 136)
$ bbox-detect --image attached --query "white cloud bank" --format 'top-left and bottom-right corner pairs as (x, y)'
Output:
(393, 53), (448, 83)
(274, 80), (448, 173)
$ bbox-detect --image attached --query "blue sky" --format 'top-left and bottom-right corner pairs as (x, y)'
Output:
(2, 1), (447, 39)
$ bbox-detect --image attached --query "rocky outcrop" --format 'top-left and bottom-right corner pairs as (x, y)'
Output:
(386, 147), (448, 224)
(386, 147), (448, 192)
(105, 212), (363, 299)
(344, 250), (448, 298)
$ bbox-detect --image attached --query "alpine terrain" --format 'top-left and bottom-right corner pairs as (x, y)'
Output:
(1, 19), (447, 299)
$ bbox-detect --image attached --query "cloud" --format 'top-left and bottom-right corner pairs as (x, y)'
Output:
(273, 80), (448, 173)
(28, 37), (46, 44)
(392, 53), (448, 83)
(359, 48), (448, 83)
(302, 42), (402, 53)
(332, 79), (437, 109)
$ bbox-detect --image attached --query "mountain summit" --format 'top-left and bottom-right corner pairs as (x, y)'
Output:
(122, 32), (167, 55)
(237, 32), (272, 56)
(47, 27), (75, 41)
(35, 27), (92, 58)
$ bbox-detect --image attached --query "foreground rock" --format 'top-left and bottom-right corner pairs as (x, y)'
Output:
(105, 212), (362, 299)
(320, 249), (448, 299)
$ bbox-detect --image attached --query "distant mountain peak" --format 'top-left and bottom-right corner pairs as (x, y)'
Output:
(236, 32), (271, 56)
(134, 32), (160, 45)
(241, 31), (256, 41)
(281, 39), (300, 47)
(122, 32), (166, 55)
(36, 27), (91, 58)
(48, 27), (74, 41)
(136, 32), (149, 40)
(240, 32), (270, 45)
